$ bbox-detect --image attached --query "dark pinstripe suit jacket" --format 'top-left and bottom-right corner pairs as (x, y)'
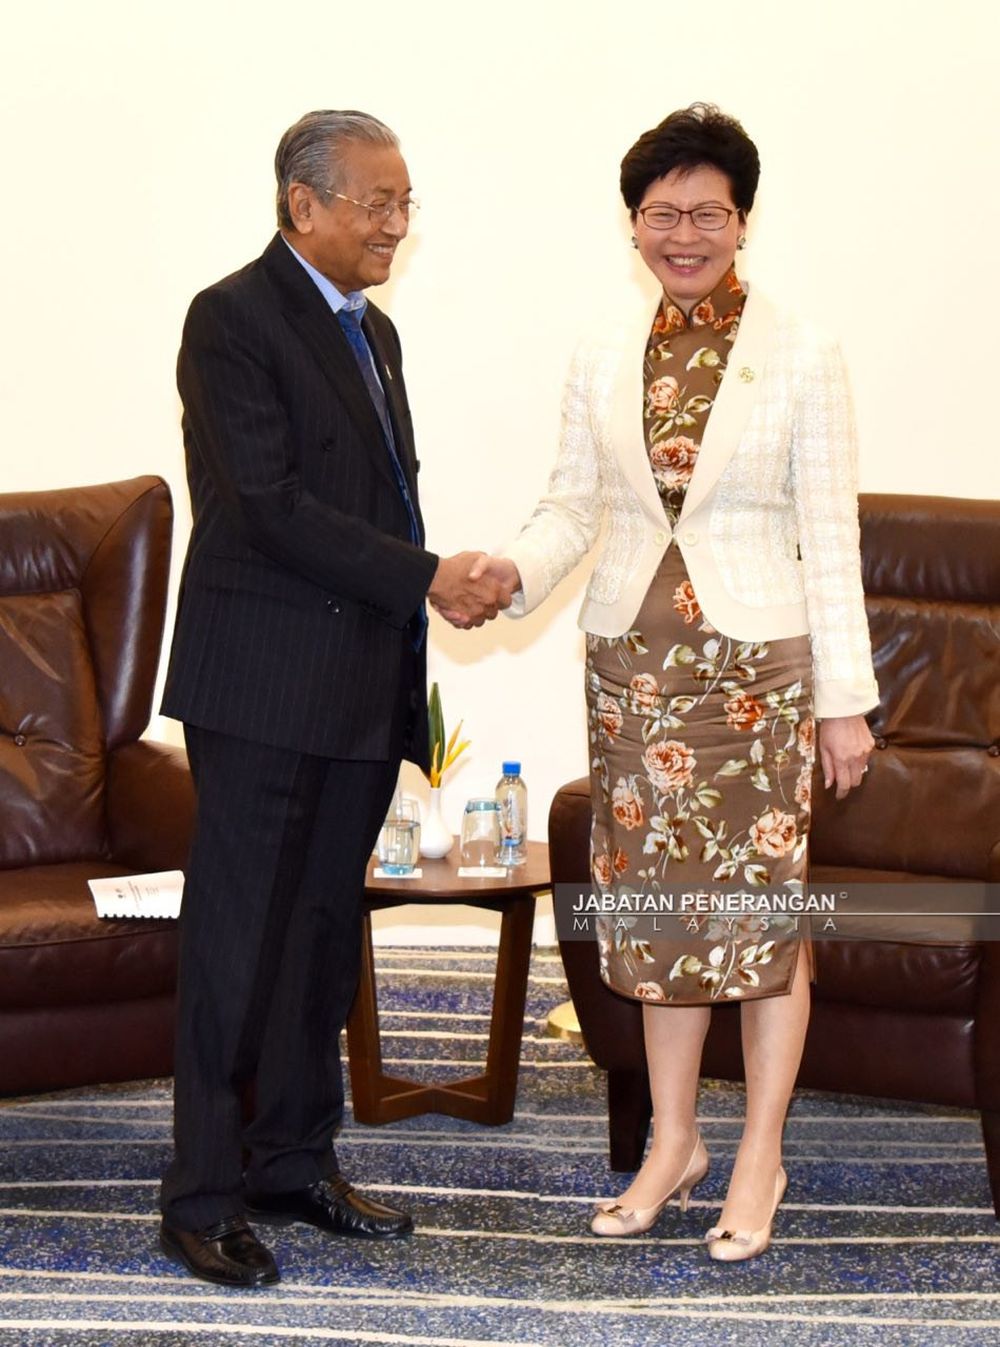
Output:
(161, 233), (437, 766)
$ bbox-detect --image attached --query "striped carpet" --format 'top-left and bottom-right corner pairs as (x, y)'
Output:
(1, 947), (999, 1346)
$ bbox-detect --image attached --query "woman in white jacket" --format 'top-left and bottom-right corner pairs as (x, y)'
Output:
(467, 105), (877, 1260)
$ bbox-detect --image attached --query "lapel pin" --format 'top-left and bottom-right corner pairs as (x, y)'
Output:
(739, 366), (755, 383)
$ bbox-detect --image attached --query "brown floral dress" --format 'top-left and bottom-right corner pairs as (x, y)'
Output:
(587, 268), (815, 1005)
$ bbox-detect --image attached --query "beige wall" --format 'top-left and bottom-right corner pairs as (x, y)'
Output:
(3, 0), (998, 880)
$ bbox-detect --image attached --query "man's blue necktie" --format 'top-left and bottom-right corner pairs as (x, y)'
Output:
(337, 306), (427, 649)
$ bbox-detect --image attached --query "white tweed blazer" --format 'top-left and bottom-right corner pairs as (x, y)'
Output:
(504, 285), (879, 720)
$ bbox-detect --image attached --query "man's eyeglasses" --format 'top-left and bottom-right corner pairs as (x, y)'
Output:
(323, 190), (420, 226)
(637, 205), (735, 232)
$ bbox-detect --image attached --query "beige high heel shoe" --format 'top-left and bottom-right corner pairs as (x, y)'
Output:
(590, 1132), (709, 1237)
(705, 1165), (787, 1262)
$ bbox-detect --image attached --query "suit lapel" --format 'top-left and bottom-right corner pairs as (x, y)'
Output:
(259, 236), (398, 492)
(678, 287), (777, 521)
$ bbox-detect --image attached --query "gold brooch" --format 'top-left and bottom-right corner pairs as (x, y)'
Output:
(739, 366), (755, 383)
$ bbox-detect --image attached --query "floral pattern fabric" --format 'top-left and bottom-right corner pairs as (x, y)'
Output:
(586, 269), (814, 1005)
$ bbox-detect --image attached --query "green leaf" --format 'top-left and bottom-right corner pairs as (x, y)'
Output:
(749, 738), (765, 765)
(692, 816), (716, 839)
(716, 758), (748, 777)
(751, 767), (772, 792)
(664, 643), (697, 668)
(714, 859), (738, 881)
(686, 347), (721, 370)
(427, 682), (446, 780)
(623, 630), (649, 655)
(632, 940), (656, 963)
(668, 694), (697, 713)
(696, 787), (723, 808)
(685, 395), (713, 414)
(744, 863), (771, 885)
(669, 954), (703, 980)
(700, 840), (719, 862)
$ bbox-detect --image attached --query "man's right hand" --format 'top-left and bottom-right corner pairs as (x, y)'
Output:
(427, 552), (515, 628)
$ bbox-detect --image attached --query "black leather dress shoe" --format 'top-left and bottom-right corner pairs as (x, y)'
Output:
(159, 1215), (280, 1287)
(244, 1176), (413, 1239)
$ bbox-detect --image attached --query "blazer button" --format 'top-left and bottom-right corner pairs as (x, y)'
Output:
(874, 736), (888, 750)
(13, 733), (27, 747)
(683, 530), (699, 545)
(988, 744), (1000, 758)
(654, 529), (667, 546)
(326, 599), (341, 614)
(322, 437), (337, 452)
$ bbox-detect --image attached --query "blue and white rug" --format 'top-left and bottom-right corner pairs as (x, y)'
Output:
(1, 947), (998, 1346)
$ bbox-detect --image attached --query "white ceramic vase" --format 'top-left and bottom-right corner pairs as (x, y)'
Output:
(419, 786), (453, 858)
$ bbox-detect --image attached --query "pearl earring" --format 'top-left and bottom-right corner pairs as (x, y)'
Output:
(630, 235), (638, 249)
(737, 236), (747, 250)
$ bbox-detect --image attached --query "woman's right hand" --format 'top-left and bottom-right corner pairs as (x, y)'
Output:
(468, 555), (521, 592)
(431, 555), (521, 629)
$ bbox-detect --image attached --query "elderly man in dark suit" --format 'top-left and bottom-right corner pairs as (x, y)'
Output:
(158, 110), (510, 1287)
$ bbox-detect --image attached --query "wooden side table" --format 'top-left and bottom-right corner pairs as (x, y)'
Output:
(346, 840), (550, 1125)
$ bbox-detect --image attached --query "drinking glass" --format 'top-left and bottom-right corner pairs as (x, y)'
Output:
(395, 796), (421, 856)
(461, 798), (502, 867)
(377, 818), (419, 875)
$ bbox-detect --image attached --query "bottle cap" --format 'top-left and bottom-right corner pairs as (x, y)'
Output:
(501, 761), (521, 776)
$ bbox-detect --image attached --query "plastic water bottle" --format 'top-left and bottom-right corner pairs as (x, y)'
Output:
(496, 761), (527, 867)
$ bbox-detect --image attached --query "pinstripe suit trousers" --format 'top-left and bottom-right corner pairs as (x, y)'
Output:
(159, 726), (399, 1231)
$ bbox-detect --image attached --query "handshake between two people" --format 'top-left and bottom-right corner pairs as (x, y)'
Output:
(427, 552), (522, 630)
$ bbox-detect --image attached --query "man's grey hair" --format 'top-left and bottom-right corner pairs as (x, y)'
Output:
(275, 110), (399, 229)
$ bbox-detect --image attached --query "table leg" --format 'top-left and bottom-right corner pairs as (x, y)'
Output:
(346, 893), (538, 1125)
(480, 893), (536, 1122)
(345, 912), (384, 1121)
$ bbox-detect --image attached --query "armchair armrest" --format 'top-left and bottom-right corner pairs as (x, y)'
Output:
(106, 740), (195, 872)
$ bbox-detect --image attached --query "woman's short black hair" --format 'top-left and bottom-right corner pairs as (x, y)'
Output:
(620, 103), (760, 217)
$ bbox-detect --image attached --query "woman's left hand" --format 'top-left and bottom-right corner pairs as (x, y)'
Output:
(818, 715), (875, 800)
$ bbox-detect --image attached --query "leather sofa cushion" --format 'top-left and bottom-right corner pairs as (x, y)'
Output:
(809, 864), (980, 1014)
(0, 863), (178, 1009)
(0, 590), (106, 867)
(810, 739), (998, 882)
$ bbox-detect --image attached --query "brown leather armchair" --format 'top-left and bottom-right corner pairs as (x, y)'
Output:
(0, 477), (194, 1095)
(549, 494), (1000, 1215)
